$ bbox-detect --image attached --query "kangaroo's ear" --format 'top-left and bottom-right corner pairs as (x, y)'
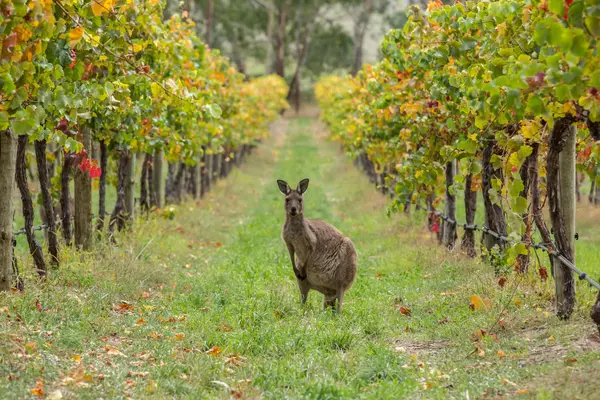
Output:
(297, 178), (309, 194)
(277, 179), (291, 195)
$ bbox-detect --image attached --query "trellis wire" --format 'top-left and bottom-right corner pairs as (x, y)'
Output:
(13, 212), (112, 237)
(433, 211), (600, 291)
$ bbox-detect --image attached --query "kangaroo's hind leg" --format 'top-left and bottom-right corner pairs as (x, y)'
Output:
(297, 278), (310, 305)
(336, 287), (345, 314)
(323, 294), (336, 310)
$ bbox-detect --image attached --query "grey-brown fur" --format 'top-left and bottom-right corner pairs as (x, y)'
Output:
(277, 179), (357, 313)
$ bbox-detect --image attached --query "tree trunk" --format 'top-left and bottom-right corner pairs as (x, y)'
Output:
(530, 142), (553, 274)
(109, 151), (129, 233)
(351, 0), (373, 76)
(516, 149), (535, 273)
(590, 180), (596, 204)
(442, 161), (457, 250)
(461, 174), (477, 257)
(60, 152), (74, 245)
(0, 130), (17, 291)
(173, 162), (186, 203)
(200, 147), (208, 197)
(165, 162), (176, 205)
(96, 141), (108, 233)
(193, 161), (201, 198)
(74, 129), (93, 250)
(153, 149), (163, 208)
(220, 152), (228, 178)
(204, 0), (213, 47)
(546, 118), (576, 319)
(124, 153), (136, 220)
(34, 140), (59, 265)
(214, 152), (222, 182)
(140, 153), (150, 212)
(481, 140), (506, 251)
(147, 153), (155, 209)
(274, 4), (288, 78)
(16, 136), (47, 277)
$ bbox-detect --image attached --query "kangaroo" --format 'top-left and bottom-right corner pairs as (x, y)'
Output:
(277, 179), (357, 313)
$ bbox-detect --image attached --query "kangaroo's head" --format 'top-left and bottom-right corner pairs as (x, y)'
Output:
(277, 179), (309, 218)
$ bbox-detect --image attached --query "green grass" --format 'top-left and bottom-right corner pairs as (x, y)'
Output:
(1, 118), (600, 399)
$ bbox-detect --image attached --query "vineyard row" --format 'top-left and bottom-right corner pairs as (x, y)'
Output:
(315, 0), (600, 328)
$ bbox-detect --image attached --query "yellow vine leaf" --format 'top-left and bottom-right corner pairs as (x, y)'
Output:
(91, 0), (114, 17)
(68, 27), (84, 47)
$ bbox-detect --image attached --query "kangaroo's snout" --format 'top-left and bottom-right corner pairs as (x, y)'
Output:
(290, 207), (297, 215)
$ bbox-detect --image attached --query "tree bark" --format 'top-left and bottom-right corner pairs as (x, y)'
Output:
(109, 150), (129, 233)
(516, 149), (535, 272)
(481, 140), (507, 251)
(96, 141), (108, 233)
(165, 162), (176, 205)
(147, 153), (155, 209)
(204, 0), (214, 47)
(351, 0), (373, 76)
(214, 152), (222, 182)
(173, 162), (186, 203)
(152, 149), (163, 208)
(16, 136), (47, 277)
(546, 118), (576, 319)
(35, 140), (59, 264)
(0, 130), (17, 291)
(124, 153), (136, 221)
(200, 147), (208, 197)
(274, 2), (288, 78)
(60, 151), (74, 245)
(220, 152), (228, 178)
(74, 129), (93, 250)
(442, 161), (457, 249)
(461, 173), (477, 257)
(140, 153), (150, 212)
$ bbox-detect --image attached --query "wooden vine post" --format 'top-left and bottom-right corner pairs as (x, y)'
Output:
(547, 118), (576, 319)
(0, 130), (18, 291)
(125, 153), (136, 221)
(153, 149), (163, 209)
(442, 161), (456, 249)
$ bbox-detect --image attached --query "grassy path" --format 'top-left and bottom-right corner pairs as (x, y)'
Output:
(2, 118), (600, 399)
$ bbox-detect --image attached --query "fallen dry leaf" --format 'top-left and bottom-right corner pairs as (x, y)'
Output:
(35, 299), (43, 312)
(470, 295), (491, 312)
(137, 318), (146, 326)
(516, 388), (529, 394)
(31, 379), (45, 397)
(498, 276), (506, 288)
(514, 298), (521, 308)
(539, 267), (548, 281)
(112, 302), (135, 313)
(174, 333), (185, 341)
(25, 342), (37, 354)
(497, 350), (506, 358)
(141, 292), (150, 299)
(105, 345), (127, 357)
(224, 354), (245, 366)
(128, 371), (150, 378)
(72, 355), (82, 362)
(437, 317), (449, 325)
(399, 306), (411, 316)
(207, 346), (222, 356)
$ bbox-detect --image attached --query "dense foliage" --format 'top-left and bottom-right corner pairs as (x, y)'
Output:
(1, 0), (287, 163)
(317, 0), (599, 235)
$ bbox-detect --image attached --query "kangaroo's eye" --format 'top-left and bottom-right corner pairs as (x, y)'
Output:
(285, 198), (290, 203)
(299, 199), (302, 203)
